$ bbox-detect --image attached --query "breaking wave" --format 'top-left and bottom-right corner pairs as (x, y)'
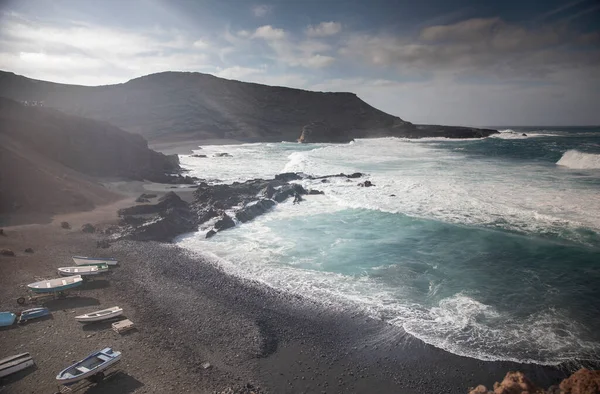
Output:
(557, 150), (600, 170)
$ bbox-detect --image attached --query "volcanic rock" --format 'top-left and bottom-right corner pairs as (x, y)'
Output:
(560, 368), (600, 394)
(358, 180), (375, 187)
(81, 223), (96, 233)
(236, 200), (276, 223)
(1, 249), (15, 256)
(214, 215), (235, 232)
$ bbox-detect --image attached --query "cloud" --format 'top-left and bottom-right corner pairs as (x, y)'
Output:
(252, 5), (271, 17)
(0, 13), (214, 85)
(303, 54), (335, 68)
(192, 39), (210, 49)
(252, 25), (286, 40)
(306, 21), (342, 37)
(248, 25), (335, 68)
(214, 65), (265, 79)
(340, 17), (600, 80)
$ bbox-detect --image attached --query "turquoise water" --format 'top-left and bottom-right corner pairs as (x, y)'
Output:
(177, 128), (600, 364)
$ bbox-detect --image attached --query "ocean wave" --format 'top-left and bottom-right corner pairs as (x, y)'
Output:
(557, 150), (600, 169)
(402, 293), (600, 365)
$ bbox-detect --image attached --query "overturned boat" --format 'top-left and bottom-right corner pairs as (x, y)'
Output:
(75, 307), (123, 323)
(18, 307), (50, 323)
(27, 275), (83, 293)
(56, 348), (121, 385)
(72, 256), (118, 266)
(58, 264), (108, 276)
(0, 353), (35, 378)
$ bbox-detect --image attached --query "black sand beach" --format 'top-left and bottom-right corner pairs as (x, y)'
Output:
(0, 193), (578, 393)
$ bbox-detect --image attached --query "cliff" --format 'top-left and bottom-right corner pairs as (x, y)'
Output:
(0, 97), (180, 222)
(0, 71), (496, 142)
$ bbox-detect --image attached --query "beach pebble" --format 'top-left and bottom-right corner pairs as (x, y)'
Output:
(1, 249), (15, 256)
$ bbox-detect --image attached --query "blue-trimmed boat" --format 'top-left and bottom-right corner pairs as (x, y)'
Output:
(27, 275), (83, 293)
(0, 312), (16, 327)
(72, 256), (118, 266)
(58, 264), (108, 276)
(18, 307), (50, 323)
(56, 348), (121, 385)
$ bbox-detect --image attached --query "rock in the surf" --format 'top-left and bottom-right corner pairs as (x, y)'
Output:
(236, 200), (276, 223)
(214, 215), (235, 231)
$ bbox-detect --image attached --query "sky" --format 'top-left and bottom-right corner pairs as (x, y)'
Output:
(0, 0), (599, 126)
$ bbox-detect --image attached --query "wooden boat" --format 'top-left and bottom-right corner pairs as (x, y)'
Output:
(73, 256), (118, 266)
(58, 264), (108, 277)
(75, 307), (123, 323)
(56, 348), (121, 385)
(0, 353), (35, 378)
(18, 307), (50, 323)
(27, 275), (83, 293)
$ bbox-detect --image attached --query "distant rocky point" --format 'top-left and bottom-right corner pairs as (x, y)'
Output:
(0, 70), (498, 143)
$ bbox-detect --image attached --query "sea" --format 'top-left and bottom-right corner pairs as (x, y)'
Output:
(176, 127), (600, 366)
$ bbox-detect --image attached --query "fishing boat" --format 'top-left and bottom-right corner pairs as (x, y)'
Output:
(73, 256), (118, 266)
(0, 312), (16, 327)
(58, 264), (108, 277)
(0, 353), (35, 378)
(27, 275), (83, 294)
(56, 348), (121, 385)
(18, 307), (50, 323)
(75, 307), (123, 323)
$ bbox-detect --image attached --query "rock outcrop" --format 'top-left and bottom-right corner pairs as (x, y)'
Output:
(117, 172), (371, 241)
(0, 70), (497, 143)
(560, 369), (600, 394)
(469, 369), (600, 394)
(119, 192), (196, 242)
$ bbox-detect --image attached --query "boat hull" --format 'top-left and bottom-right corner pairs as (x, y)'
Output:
(0, 353), (35, 378)
(73, 256), (118, 266)
(75, 307), (123, 323)
(19, 307), (50, 323)
(27, 276), (83, 294)
(56, 348), (121, 385)
(58, 265), (107, 276)
(0, 312), (16, 327)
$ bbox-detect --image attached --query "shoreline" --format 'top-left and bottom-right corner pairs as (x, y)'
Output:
(0, 199), (585, 394)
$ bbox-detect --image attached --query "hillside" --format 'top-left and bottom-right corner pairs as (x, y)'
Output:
(0, 97), (180, 223)
(0, 71), (496, 142)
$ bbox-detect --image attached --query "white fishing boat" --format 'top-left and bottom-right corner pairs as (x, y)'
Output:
(75, 307), (123, 323)
(58, 264), (108, 277)
(27, 275), (83, 293)
(56, 348), (121, 385)
(72, 256), (118, 266)
(0, 353), (35, 378)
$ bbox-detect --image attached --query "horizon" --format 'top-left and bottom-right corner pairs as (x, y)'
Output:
(1, 0), (599, 126)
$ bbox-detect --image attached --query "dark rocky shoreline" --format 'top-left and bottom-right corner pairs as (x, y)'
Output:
(116, 172), (368, 243)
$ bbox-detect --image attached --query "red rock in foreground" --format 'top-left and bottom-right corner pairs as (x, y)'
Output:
(560, 369), (600, 394)
(469, 369), (600, 394)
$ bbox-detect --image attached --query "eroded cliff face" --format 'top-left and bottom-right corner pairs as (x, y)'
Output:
(0, 70), (495, 143)
(0, 97), (179, 219)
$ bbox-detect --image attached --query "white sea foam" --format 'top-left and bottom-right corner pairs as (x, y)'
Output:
(557, 150), (600, 170)
(177, 137), (600, 363)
